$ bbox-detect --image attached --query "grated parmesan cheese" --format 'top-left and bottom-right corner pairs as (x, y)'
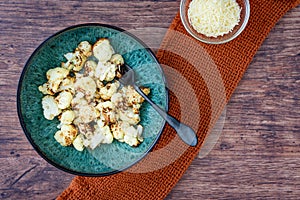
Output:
(188, 0), (241, 38)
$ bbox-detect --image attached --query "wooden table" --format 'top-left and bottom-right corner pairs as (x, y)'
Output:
(1, 1), (299, 199)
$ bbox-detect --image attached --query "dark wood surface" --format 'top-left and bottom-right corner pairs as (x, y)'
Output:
(0, 1), (299, 199)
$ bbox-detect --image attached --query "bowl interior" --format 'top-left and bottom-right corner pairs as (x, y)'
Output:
(17, 24), (168, 176)
(180, 0), (250, 44)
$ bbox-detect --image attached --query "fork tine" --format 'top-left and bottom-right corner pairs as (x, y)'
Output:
(117, 63), (136, 86)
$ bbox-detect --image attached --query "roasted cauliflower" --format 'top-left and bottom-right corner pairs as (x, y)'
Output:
(38, 39), (150, 151)
(92, 38), (114, 63)
(42, 95), (61, 120)
(54, 124), (77, 146)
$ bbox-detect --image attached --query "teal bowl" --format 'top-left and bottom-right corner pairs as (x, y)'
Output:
(17, 24), (168, 176)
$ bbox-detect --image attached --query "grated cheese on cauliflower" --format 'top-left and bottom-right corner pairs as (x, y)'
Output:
(38, 38), (150, 151)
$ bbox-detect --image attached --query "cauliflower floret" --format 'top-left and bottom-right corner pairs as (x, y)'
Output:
(77, 41), (92, 57)
(96, 79), (104, 89)
(42, 95), (61, 120)
(58, 110), (75, 125)
(110, 122), (144, 146)
(73, 104), (98, 124)
(72, 50), (87, 71)
(110, 54), (124, 66)
(123, 124), (143, 147)
(92, 38), (114, 63)
(110, 122), (126, 142)
(55, 91), (73, 109)
(96, 101), (117, 124)
(74, 76), (96, 101)
(46, 67), (69, 93)
(72, 134), (85, 151)
(111, 92), (123, 105)
(88, 125), (113, 149)
(94, 90), (101, 101)
(116, 86), (150, 114)
(47, 67), (69, 82)
(54, 124), (77, 146)
(84, 60), (97, 77)
(119, 109), (140, 125)
(71, 91), (85, 107)
(61, 53), (74, 70)
(99, 81), (120, 100)
(54, 131), (67, 146)
(38, 82), (54, 95)
(109, 54), (125, 79)
(96, 114), (106, 128)
(132, 104), (141, 114)
(99, 125), (114, 144)
(125, 86), (150, 106)
(76, 123), (93, 138)
(61, 50), (86, 71)
(110, 85), (149, 124)
(96, 101), (114, 111)
(124, 135), (138, 146)
(58, 77), (75, 94)
(95, 62), (117, 82)
(76, 91), (85, 98)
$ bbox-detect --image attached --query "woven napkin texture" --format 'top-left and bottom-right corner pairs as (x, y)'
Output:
(58, 1), (300, 199)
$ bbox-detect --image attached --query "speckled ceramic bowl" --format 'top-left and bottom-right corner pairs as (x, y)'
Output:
(17, 24), (168, 176)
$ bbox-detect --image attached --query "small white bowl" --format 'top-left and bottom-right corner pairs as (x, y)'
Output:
(180, 0), (250, 44)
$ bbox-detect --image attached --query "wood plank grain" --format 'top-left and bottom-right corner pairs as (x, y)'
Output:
(0, 0), (299, 199)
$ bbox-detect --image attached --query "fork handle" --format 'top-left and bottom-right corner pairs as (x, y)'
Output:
(134, 85), (198, 147)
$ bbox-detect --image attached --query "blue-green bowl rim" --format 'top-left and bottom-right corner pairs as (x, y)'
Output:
(17, 23), (169, 176)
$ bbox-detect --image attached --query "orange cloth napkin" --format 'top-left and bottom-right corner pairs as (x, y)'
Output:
(58, 1), (300, 199)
